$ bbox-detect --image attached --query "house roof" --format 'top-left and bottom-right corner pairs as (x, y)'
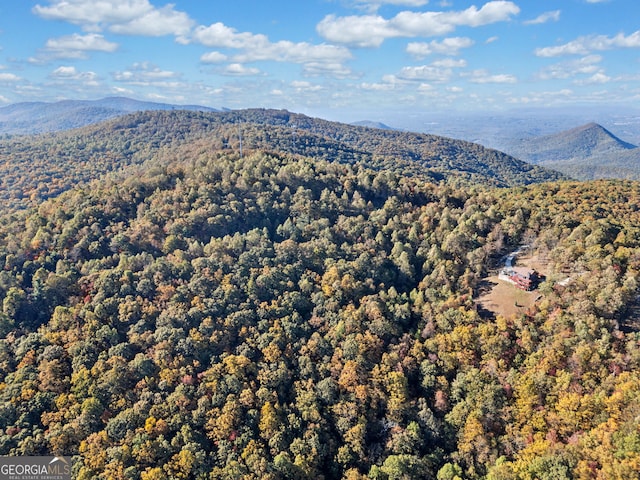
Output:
(511, 266), (535, 278)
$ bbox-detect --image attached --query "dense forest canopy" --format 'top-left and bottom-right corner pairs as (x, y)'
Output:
(0, 110), (638, 479)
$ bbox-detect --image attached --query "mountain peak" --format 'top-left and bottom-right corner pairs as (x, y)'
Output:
(567, 122), (637, 150)
(500, 121), (640, 180)
(351, 120), (395, 130)
(508, 121), (637, 164)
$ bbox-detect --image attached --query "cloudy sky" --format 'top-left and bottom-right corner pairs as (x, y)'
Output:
(0, 0), (638, 119)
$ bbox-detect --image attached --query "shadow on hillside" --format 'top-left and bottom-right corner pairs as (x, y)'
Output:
(475, 279), (498, 320)
(620, 299), (640, 333)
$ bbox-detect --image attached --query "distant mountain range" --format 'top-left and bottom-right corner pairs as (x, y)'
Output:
(7, 96), (640, 182)
(350, 120), (395, 130)
(390, 107), (640, 151)
(501, 122), (640, 180)
(0, 97), (401, 137)
(0, 97), (218, 135)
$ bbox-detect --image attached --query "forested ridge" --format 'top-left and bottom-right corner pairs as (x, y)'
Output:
(0, 111), (638, 479)
(0, 109), (563, 213)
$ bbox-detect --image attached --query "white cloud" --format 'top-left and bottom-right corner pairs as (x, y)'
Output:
(464, 69), (517, 83)
(574, 72), (612, 85)
(105, 62), (200, 104)
(51, 66), (77, 77)
(113, 62), (181, 84)
(200, 52), (228, 64)
(303, 62), (353, 78)
(0, 95), (10, 103)
(523, 10), (560, 25)
(317, 15), (391, 48)
(46, 33), (118, 52)
(189, 22), (352, 77)
(33, 0), (193, 36)
(234, 42), (351, 65)
(189, 23), (256, 49)
(50, 66), (100, 86)
(223, 64), (261, 76)
(381, 0), (429, 4)
(361, 0), (429, 6)
(507, 89), (574, 105)
(111, 86), (134, 95)
(397, 65), (455, 82)
(406, 37), (474, 58)
(109, 5), (194, 36)
(0, 73), (22, 82)
(359, 81), (397, 91)
(360, 72), (418, 91)
(33, 0), (150, 26)
(536, 55), (603, 80)
(43, 33), (118, 60)
(362, 57), (466, 91)
(535, 30), (640, 57)
(418, 83), (434, 92)
(317, 1), (520, 47)
(291, 81), (324, 92)
(348, 0), (429, 11)
(613, 73), (640, 82)
(191, 23), (351, 63)
(432, 58), (467, 68)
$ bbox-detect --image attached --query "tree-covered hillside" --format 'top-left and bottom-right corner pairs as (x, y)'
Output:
(0, 109), (564, 213)
(0, 133), (638, 479)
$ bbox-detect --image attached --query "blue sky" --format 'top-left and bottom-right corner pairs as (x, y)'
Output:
(0, 0), (639, 120)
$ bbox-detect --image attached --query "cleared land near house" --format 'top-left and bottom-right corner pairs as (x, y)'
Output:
(477, 249), (548, 318)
